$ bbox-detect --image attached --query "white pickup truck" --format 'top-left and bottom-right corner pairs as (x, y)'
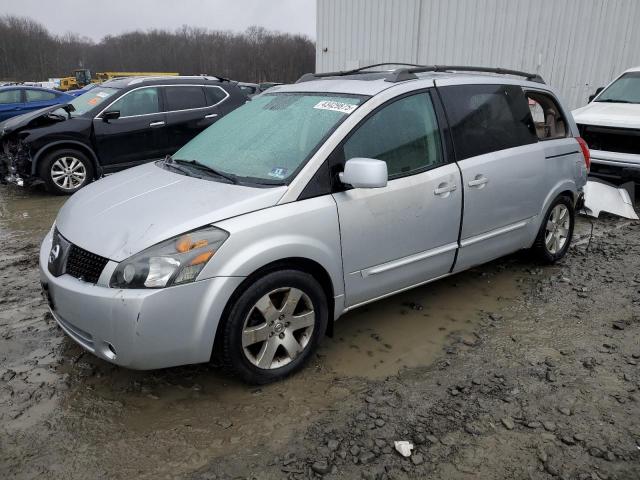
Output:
(573, 67), (640, 182)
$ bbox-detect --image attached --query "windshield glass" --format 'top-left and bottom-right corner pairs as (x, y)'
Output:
(596, 72), (640, 103)
(54, 86), (119, 116)
(173, 92), (366, 184)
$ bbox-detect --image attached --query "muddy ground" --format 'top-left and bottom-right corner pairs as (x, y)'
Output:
(0, 184), (639, 480)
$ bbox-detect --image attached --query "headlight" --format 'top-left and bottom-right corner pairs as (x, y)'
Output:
(110, 226), (228, 289)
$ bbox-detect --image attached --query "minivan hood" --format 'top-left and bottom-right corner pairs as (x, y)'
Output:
(572, 102), (640, 129)
(0, 104), (67, 135)
(55, 162), (287, 261)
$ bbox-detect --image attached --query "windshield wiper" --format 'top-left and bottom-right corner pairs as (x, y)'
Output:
(162, 155), (200, 178)
(174, 159), (238, 184)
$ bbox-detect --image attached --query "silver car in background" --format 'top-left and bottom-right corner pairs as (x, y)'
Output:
(40, 65), (589, 384)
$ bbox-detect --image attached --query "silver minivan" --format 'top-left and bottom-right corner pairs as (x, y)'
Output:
(40, 65), (590, 383)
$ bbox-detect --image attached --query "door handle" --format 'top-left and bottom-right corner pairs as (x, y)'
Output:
(434, 183), (457, 196)
(149, 121), (165, 128)
(204, 113), (218, 119)
(468, 175), (489, 188)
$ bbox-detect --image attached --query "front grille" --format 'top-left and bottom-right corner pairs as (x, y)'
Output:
(578, 123), (640, 155)
(65, 244), (109, 284)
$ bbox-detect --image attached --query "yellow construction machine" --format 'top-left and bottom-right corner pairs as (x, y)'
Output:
(57, 69), (179, 91)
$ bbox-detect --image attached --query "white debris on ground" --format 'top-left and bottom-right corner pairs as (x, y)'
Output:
(581, 180), (639, 220)
(394, 440), (414, 457)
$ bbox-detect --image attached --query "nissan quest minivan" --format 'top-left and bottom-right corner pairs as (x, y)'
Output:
(40, 65), (589, 384)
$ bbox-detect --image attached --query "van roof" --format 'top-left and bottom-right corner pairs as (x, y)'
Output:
(272, 69), (548, 97)
(268, 64), (546, 97)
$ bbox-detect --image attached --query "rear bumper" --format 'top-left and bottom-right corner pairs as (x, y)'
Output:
(39, 230), (244, 370)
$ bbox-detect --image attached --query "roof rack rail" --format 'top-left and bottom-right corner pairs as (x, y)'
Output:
(385, 65), (545, 83)
(296, 63), (424, 83)
(296, 63), (545, 84)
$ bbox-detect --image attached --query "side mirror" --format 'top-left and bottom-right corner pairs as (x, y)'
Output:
(589, 87), (604, 102)
(339, 158), (387, 189)
(102, 110), (120, 121)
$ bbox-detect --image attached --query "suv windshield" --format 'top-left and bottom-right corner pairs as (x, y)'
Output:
(54, 86), (120, 116)
(596, 72), (640, 104)
(173, 92), (367, 184)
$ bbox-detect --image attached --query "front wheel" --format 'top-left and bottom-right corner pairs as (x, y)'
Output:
(39, 149), (94, 195)
(221, 270), (328, 384)
(531, 195), (575, 263)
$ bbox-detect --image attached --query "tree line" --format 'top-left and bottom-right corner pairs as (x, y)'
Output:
(0, 15), (315, 83)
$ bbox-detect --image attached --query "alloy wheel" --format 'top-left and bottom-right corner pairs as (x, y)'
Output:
(242, 287), (316, 370)
(544, 204), (570, 254)
(51, 156), (86, 191)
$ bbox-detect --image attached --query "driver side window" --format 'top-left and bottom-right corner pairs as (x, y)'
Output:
(343, 92), (443, 179)
(109, 88), (160, 117)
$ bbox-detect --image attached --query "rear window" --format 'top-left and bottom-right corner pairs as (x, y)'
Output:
(440, 84), (537, 160)
(26, 90), (57, 102)
(526, 91), (567, 140)
(165, 86), (207, 111)
(205, 86), (228, 106)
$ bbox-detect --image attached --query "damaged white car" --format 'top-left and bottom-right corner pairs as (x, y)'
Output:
(573, 66), (640, 182)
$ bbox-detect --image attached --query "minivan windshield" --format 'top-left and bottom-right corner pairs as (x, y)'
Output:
(54, 86), (120, 117)
(173, 92), (367, 184)
(596, 72), (640, 104)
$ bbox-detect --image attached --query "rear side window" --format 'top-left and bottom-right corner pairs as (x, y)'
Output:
(0, 89), (21, 104)
(109, 87), (160, 117)
(440, 84), (536, 160)
(526, 91), (568, 140)
(26, 90), (57, 102)
(165, 86), (207, 111)
(343, 92), (443, 178)
(204, 86), (228, 106)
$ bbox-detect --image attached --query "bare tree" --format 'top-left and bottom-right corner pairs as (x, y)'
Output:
(0, 15), (315, 83)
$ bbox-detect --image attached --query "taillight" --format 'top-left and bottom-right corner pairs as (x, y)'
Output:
(576, 137), (590, 171)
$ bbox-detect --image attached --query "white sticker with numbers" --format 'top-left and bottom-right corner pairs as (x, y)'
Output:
(313, 100), (358, 114)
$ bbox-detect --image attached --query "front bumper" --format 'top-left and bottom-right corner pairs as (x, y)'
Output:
(590, 149), (640, 180)
(0, 138), (33, 187)
(39, 230), (244, 370)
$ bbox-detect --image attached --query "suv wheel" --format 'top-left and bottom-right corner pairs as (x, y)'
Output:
(532, 195), (574, 263)
(39, 149), (94, 195)
(222, 270), (328, 384)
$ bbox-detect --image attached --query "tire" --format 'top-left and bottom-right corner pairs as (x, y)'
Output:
(38, 148), (94, 195)
(531, 195), (575, 264)
(221, 270), (329, 384)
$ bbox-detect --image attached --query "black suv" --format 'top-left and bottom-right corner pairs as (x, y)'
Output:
(0, 76), (248, 194)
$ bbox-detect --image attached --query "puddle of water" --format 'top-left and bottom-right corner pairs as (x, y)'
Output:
(322, 268), (521, 378)
(0, 185), (66, 240)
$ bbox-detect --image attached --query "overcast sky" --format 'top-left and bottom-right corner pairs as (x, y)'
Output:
(2, 0), (316, 40)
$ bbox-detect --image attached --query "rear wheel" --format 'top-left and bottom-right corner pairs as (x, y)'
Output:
(221, 270), (328, 384)
(532, 195), (574, 263)
(39, 149), (94, 195)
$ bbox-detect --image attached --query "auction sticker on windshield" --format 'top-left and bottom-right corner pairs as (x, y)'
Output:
(314, 100), (358, 114)
(268, 167), (288, 179)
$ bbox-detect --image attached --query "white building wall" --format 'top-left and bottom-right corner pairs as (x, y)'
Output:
(316, 0), (640, 109)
